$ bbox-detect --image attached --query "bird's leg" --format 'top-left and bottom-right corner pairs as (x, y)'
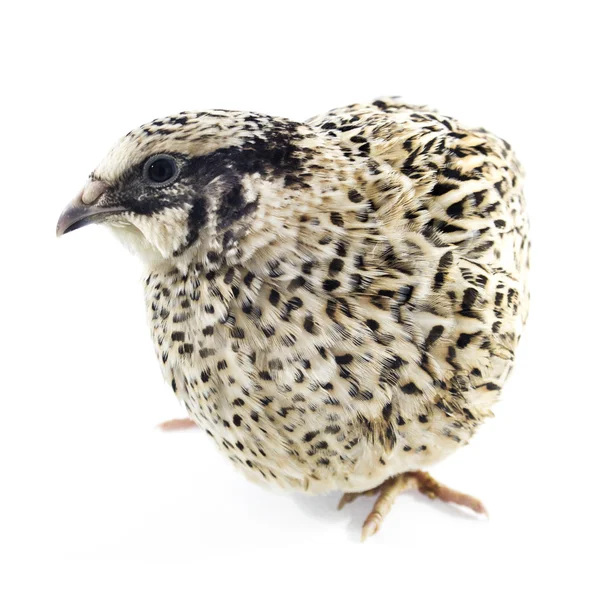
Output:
(337, 484), (384, 510)
(338, 471), (487, 541)
(157, 418), (197, 431)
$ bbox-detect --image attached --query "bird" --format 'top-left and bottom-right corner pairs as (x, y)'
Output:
(57, 98), (530, 540)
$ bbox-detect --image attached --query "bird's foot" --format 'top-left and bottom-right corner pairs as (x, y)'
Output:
(157, 418), (197, 431)
(338, 471), (487, 541)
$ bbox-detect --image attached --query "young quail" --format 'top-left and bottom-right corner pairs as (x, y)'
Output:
(57, 98), (529, 539)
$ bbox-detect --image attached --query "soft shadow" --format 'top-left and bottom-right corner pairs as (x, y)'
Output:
(290, 491), (372, 542)
(290, 488), (488, 542)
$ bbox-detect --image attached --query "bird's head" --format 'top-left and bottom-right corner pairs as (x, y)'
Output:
(57, 110), (328, 268)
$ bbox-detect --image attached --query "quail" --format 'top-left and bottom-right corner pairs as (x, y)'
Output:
(57, 98), (529, 539)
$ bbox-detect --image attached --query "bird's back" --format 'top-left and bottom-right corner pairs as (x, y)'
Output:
(308, 97), (530, 286)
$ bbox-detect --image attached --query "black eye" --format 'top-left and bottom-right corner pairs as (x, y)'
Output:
(144, 154), (179, 186)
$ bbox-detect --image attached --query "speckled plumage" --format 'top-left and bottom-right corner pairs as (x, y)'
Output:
(58, 98), (529, 523)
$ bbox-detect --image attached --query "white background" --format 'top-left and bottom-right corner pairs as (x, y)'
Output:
(2, 2), (598, 598)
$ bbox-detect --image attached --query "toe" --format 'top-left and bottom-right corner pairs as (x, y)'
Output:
(157, 418), (197, 431)
(337, 493), (358, 510)
(361, 511), (383, 541)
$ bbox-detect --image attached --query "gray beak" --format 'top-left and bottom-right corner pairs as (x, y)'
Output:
(56, 180), (122, 237)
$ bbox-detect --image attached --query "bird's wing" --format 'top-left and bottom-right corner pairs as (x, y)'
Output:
(308, 98), (530, 420)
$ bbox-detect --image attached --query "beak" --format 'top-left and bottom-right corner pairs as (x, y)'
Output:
(56, 180), (122, 237)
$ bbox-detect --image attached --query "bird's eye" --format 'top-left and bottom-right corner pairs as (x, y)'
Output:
(143, 154), (180, 186)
